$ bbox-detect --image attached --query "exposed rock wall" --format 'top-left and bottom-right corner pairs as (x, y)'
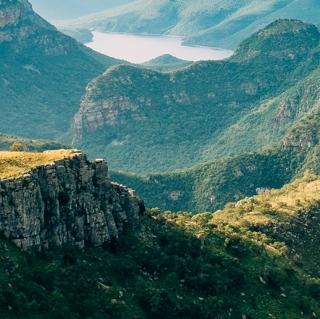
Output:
(0, 151), (144, 250)
(0, 0), (54, 44)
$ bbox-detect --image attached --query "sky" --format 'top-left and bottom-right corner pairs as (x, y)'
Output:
(29, 0), (133, 21)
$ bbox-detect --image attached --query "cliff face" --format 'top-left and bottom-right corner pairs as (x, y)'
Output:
(0, 151), (144, 251)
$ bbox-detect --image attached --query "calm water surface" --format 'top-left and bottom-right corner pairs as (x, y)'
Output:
(86, 31), (233, 63)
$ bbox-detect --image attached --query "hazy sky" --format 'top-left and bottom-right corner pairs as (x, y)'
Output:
(29, 0), (133, 21)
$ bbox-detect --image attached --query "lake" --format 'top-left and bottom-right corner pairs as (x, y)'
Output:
(86, 31), (233, 63)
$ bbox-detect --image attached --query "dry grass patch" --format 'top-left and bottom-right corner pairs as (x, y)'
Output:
(0, 150), (77, 179)
(211, 172), (320, 227)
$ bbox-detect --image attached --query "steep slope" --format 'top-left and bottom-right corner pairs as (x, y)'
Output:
(0, 176), (320, 318)
(113, 130), (320, 213)
(111, 147), (303, 212)
(200, 67), (320, 162)
(0, 150), (144, 251)
(72, 20), (320, 174)
(0, 0), (119, 139)
(63, 0), (320, 48)
(209, 172), (320, 276)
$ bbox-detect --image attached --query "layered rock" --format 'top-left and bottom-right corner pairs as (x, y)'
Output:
(0, 0), (51, 43)
(0, 151), (144, 250)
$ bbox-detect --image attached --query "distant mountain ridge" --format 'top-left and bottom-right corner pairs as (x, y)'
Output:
(61, 0), (320, 48)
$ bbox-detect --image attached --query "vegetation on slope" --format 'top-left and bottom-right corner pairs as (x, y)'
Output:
(141, 54), (193, 72)
(111, 147), (302, 211)
(74, 20), (320, 174)
(1, 174), (320, 318)
(0, 0), (120, 139)
(112, 132), (320, 213)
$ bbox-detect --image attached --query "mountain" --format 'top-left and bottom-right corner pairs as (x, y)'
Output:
(142, 54), (193, 72)
(72, 20), (320, 174)
(0, 0), (119, 139)
(62, 0), (320, 48)
(0, 171), (319, 318)
(29, 0), (134, 21)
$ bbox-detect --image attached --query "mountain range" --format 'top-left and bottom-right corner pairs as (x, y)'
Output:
(1, 1), (320, 318)
(68, 19), (320, 214)
(61, 0), (320, 48)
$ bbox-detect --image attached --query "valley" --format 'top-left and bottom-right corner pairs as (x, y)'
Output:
(1, 1), (320, 318)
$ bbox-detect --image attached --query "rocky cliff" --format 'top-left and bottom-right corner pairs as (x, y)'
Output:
(0, 150), (144, 251)
(0, 0), (52, 43)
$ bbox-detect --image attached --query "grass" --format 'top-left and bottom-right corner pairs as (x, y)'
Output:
(212, 172), (320, 227)
(0, 150), (77, 180)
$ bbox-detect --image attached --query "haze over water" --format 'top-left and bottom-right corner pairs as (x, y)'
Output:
(86, 31), (233, 63)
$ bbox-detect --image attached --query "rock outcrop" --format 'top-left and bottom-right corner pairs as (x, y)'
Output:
(0, 0), (52, 43)
(0, 150), (144, 251)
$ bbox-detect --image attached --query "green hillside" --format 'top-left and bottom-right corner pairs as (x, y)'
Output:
(112, 125), (320, 213)
(141, 54), (193, 72)
(3, 2), (320, 318)
(0, 0), (120, 139)
(1, 175), (320, 318)
(63, 0), (320, 48)
(72, 20), (320, 174)
(111, 147), (301, 212)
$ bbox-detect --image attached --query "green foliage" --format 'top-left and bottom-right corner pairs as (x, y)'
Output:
(142, 54), (193, 72)
(112, 147), (310, 212)
(0, 208), (319, 319)
(0, 2), (119, 139)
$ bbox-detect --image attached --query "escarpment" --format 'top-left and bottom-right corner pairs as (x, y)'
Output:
(0, 150), (144, 251)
